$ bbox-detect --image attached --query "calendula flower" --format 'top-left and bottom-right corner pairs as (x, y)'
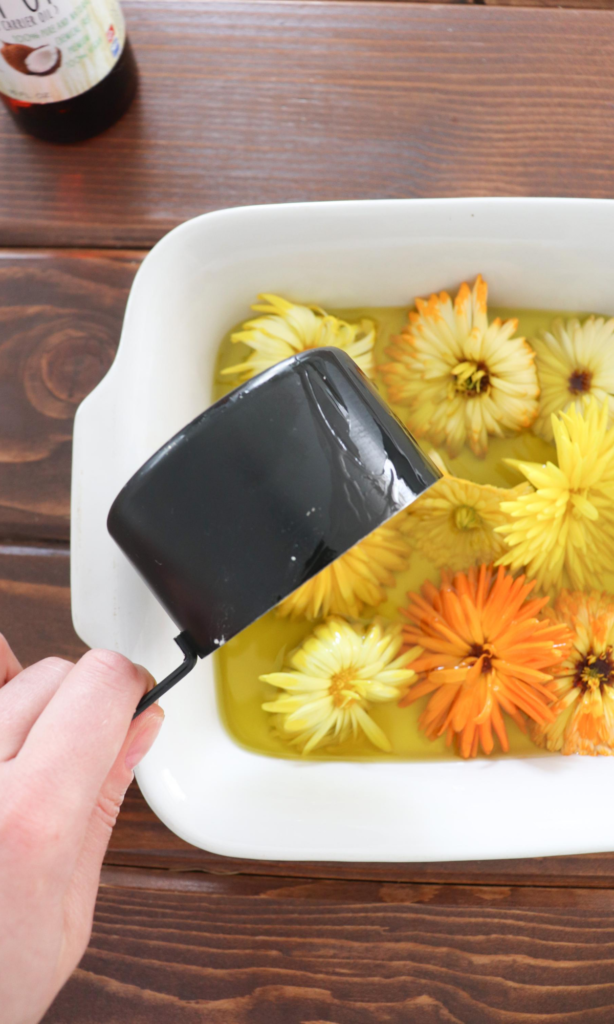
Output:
(262, 617), (419, 753)
(277, 517), (411, 620)
(221, 294), (376, 381)
(378, 276), (536, 460)
(531, 316), (614, 442)
(399, 564), (572, 758)
(380, 275), (539, 458)
(402, 453), (530, 572)
(532, 592), (614, 755)
(496, 398), (614, 594)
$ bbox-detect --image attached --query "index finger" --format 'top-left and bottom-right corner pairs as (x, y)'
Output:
(16, 648), (154, 839)
(0, 633), (23, 688)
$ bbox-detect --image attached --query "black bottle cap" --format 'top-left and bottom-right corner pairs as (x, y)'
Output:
(107, 348), (440, 658)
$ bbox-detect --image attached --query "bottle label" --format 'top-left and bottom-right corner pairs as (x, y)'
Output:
(0, 0), (125, 103)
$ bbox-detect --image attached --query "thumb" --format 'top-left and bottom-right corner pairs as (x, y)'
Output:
(59, 705), (165, 972)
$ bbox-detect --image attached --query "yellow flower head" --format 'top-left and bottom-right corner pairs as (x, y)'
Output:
(277, 516), (411, 620)
(261, 617), (420, 753)
(495, 398), (614, 594)
(221, 294), (376, 381)
(380, 276), (539, 458)
(532, 591), (614, 755)
(402, 453), (531, 572)
(531, 316), (614, 442)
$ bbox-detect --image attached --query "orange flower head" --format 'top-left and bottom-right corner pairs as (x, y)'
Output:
(399, 564), (573, 758)
(532, 591), (614, 755)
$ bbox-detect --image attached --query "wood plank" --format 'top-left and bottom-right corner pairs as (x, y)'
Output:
(2, 2), (614, 247)
(43, 868), (614, 1023)
(97, 865), (614, 907)
(0, 250), (141, 541)
(0, 543), (87, 664)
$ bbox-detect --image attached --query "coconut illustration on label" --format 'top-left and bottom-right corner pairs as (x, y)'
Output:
(1, 42), (62, 76)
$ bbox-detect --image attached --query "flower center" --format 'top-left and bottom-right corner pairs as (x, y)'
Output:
(467, 641), (496, 674)
(454, 505), (482, 531)
(574, 648), (614, 692)
(452, 360), (491, 398)
(330, 668), (358, 708)
(568, 368), (593, 395)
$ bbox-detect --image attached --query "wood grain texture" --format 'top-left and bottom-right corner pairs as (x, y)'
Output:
(2, 2), (614, 247)
(0, 543), (87, 664)
(96, 866), (614, 907)
(43, 869), (614, 1023)
(0, 250), (141, 540)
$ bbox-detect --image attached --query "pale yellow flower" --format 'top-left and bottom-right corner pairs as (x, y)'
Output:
(496, 398), (614, 594)
(380, 275), (539, 458)
(531, 316), (614, 442)
(262, 617), (420, 753)
(277, 516), (411, 620)
(221, 294), (376, 381)
(403, 455), (530, 572)
(532, 591), (614, 755)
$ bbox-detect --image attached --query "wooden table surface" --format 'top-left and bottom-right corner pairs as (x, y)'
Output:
(2, 0), (614, 1019)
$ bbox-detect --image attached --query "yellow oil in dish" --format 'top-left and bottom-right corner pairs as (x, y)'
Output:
(212, 305), (610, 761)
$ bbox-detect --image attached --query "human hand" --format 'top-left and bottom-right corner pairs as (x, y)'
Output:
(0, 638), (164, 1024)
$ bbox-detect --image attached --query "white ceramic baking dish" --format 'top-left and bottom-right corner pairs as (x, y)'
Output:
(72, 198), (614, 861)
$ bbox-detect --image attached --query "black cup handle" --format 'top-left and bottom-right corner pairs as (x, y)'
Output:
(133, 632), (200, 719)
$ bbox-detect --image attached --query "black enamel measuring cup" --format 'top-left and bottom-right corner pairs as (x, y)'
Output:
(107, 348), (441, 717)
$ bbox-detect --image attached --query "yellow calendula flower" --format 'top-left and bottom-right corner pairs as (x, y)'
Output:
(402, 453), (530, 572)
(221, 294), (376, 381)
(380, 275), (539, 458)
(277, 516), (411, 620)
(532, 591), (614, 755)
(495, 398), (614, 594)
(262, 617), (420, 753)
(531, 316), (614, 442)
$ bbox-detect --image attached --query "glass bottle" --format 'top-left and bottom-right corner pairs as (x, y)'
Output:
(0, 0), (137, 142)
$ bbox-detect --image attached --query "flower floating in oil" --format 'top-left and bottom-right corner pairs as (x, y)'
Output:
(380, 275), (539, 458)
(496, 397), (614, 594)
(531, 316), (614, 442)
(261, 617), (420, 753)
(532, 591), (614, 755)
(403, 452), (530, 572)
(399, 564), (572, 758)
(221, 294), (376, 381)
(277, 515), (411, 620)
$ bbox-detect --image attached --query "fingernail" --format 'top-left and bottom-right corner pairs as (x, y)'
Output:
(125, 706), (165, 770)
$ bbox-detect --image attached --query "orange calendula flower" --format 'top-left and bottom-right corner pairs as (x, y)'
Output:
(399, 564), (572, 758)
(532, 591), (614, 755)
(380, 276), (539, 458)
